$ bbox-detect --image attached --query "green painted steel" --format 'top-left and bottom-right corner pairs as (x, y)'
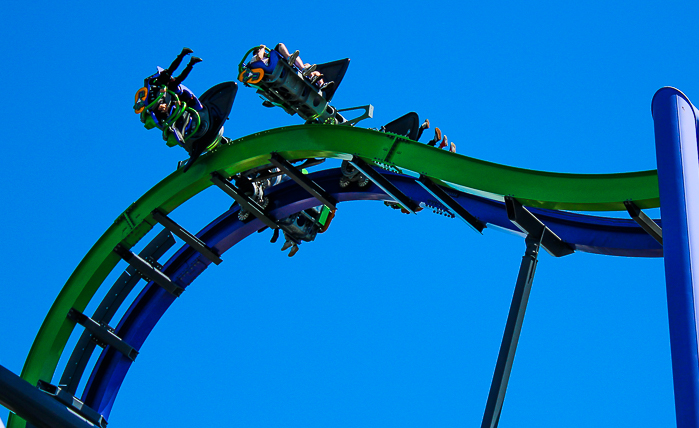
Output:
(8, 124), (659, 428)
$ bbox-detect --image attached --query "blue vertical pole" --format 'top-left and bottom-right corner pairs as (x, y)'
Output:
(652, 87), (699, 427)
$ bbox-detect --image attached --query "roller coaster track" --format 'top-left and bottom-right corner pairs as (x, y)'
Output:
(6, 124), (662, 427)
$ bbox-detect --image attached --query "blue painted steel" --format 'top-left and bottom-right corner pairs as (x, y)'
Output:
(78, 168), (663, 417)
(652, 87), (699, 427)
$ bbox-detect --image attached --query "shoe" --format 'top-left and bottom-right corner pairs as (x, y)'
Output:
(270, 228), (280, 243)
(281, 240), (293, 251)
(302, 64), (316, 76)
(189, 56), (203, 64)
(288, 50), (299, 66)
(319, 81), (334, 92)
(420, 119), (430, 130)
(181, 47), (193, 55)
(310, 74), (320, 84)
(262, 100), (275, 108)
(428, 127), (441, 146)
(288, 245), (299, 257)
(439, 135), (448, 149)
(450, 142), (456, 153)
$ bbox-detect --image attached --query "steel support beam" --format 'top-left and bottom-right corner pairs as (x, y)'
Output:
(624, 200), (663, 245)
(67, 309), (138, 361)
(0, 364), (97, 428)
(210, 171), (278, 229)
(113, 244), (183, 297)
(152, 209), (223, 265)
(417, 174), (486, 232)
(349, 156), (419, 213)
(269, 152), (337, 210)
(482, 197), (573, 428)
(481, 233), (542, 428)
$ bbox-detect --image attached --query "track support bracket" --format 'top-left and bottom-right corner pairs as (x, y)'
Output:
(210, 171), (279, 229)
(505, 197), (574, 258)
(152, 209), (223, 265)
(36, 380), (107, 428)
(417, 175), (486, 232)
(349, 156), (420, 213)
(67, 308), (138, 361)
(269, 153), (337, 210)
(624, 200), (663, 245)
(114, 244), (184, 297)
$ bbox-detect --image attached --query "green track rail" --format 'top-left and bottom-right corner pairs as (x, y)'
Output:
(8, 124), (659, 428)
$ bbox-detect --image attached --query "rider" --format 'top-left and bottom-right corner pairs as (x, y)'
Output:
(250, 43), (334, 92)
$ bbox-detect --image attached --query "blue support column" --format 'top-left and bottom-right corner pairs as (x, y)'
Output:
(652, 87), (699, 427)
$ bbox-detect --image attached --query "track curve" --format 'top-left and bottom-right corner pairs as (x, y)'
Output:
(9, 125), (661, 427)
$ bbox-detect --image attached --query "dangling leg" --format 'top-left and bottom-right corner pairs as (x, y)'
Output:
(171, 56), (203, 87)
(153, 47), (193, 86)
(416, 119), (430, 140)
(166, 47), (193, 75)
(427, 127), (442, 146)
(274, 43), (305, 69)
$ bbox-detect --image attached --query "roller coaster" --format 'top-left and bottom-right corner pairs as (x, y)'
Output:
(2, 46), (699, 428)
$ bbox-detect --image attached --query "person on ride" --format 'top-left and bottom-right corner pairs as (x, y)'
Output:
(149, 47), (204, 111)
(251, 44), (334, 92)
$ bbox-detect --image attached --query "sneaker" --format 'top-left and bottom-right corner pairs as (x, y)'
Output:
(281, 240), (293, 251)
(288, 50), (299, 66)
(190, 56), (203, 64)
(181, 47), (193, 55)
(439, 135), (448, 149)
(288, 245), (299, 257)
(428, 127), (442, 146)
(302, 64), (316, 76)
(450, 142), (456, 153)
(319, 81), (334, 92)
(420, 119), (430, 130)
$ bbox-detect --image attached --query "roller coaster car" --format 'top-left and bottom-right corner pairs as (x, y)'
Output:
(238, 46), (350, 124)
(134, 77), (238, 172)
(235, 158), (326, 221)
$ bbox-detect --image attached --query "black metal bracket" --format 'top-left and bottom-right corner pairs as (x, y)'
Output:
(36, 380), (107, 428)
(349, 156), (420, 213)
(417, 175), (486, 233)
(269, 153), (337, 210)
(113, 244), (184, 297)
(505, 196), (574, 258)
(152, 209), (223, 265)
(67, 308), (138, 361)
(210, 171), (279, 229)
(624, 200), (663, 245)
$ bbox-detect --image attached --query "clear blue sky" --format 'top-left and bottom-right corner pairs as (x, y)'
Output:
(1, 0), (698, 426)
